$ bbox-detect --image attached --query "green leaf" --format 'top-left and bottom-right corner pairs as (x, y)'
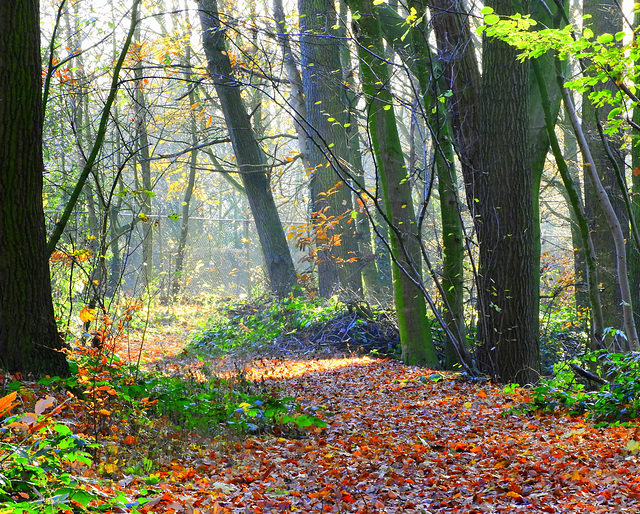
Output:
(484, 14), (500, 25)
(597, 33), (614, 44)
(480, 6), (494, 14)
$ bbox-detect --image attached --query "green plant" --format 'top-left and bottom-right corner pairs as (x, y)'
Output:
(0, 392), (149, 513)
(121, 367), (326, 435)
(190, 296), (345, 356)
(509, 350), (640, 424)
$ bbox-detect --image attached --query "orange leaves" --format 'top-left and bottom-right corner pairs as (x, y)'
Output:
(0, 391), (17, 418)
(5, 341), (640, 513)
(3, 394), (67, 433)
(80, 307), (96, 323)
(122, 435), (136, 445)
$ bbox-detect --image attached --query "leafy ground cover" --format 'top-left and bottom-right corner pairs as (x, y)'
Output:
(2, 301), (640, 513)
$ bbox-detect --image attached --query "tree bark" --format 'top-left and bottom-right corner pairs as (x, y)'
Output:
(582, 0), (628, 335)
(475, 0), (539, 384)
(197, 0), (298, 298)
(171, 41), (199, 300)
(348, 0), (438, 367)
(298, 0), (362, 298)
(0, 0), (68, 377)
(562, 82), (639, 351)
(431, 0), (540, 382)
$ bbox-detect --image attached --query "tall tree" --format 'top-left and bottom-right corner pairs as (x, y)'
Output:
(348, 0), (439, 367)
(582, 0), (628, 336)
(431, 0), (541, 382)
(171, 45), (200, 300)
(197, 0), (298, 298)
(132, 24), (154, 290)
(0, 0), (68, 376)
(475, 0), (539, 383)
(298, 0), (362, 298)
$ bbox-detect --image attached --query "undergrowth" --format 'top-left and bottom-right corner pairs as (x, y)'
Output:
(506, 349), (640, 425)
(0, 330), (325, 513)
(190, 295), (361, 356)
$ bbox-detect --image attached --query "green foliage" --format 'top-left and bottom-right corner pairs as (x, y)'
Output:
(123, 368), (326, 435)
(539, 306), (588, 374)
(190, 296), (344, 356)
(508, 350), (640, 424)
(0, 396), (147, 514)
(480, 6), (640, 136)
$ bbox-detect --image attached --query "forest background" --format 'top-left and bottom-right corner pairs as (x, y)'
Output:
(5, 0), (640, 391)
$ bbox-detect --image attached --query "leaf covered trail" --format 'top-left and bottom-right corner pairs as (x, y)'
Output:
(122, 357), (640, 513)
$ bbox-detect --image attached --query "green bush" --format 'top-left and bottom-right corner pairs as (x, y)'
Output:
(508, 350), (640, 424)
(190, 296), (344, 355)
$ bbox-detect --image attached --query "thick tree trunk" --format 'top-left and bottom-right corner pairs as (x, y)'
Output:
(197, 0), (298, 298)
(0, 0), (68, 377)
(475, 0), (539, 384)
(298, 0), (362, 298)
(348, 0), (438, 367)
(431, 0), (543, 382)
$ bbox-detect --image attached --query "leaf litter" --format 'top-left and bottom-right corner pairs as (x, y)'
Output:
(3, 313), (640, 513)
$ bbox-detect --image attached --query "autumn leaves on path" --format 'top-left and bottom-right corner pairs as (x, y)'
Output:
(130, 357), (640, 513)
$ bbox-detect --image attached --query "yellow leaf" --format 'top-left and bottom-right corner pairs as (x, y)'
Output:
(463, 401), (472, 408)
(626, 439), (640, 453)
(79, 307), (96, 323)
(206, 115), (212, 128)
(571, 469), (581, 481)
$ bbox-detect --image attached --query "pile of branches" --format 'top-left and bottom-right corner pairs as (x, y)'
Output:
(275, 310), (401, 357)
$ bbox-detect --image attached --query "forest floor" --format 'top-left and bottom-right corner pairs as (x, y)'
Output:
(4, 304), (640, 513)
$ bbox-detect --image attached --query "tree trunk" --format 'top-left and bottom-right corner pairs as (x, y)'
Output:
(132, 27), (154, 291)
(298, 0), (362, 298)
(562, 83), (639, 351)
(171, 41), (199, 300)
(196, 0), (298, 298)
(534, 61), (604, 344)
(631, 8), (640, 334)
(336, 0), (384, 298)
(582, 0), (628, 336)
(349, 0), (438, 367)
(475, 0), (539, 384)
(0, 0), (68, 377)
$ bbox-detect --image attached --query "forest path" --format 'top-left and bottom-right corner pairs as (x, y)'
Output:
(119, 355), (640, 513)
